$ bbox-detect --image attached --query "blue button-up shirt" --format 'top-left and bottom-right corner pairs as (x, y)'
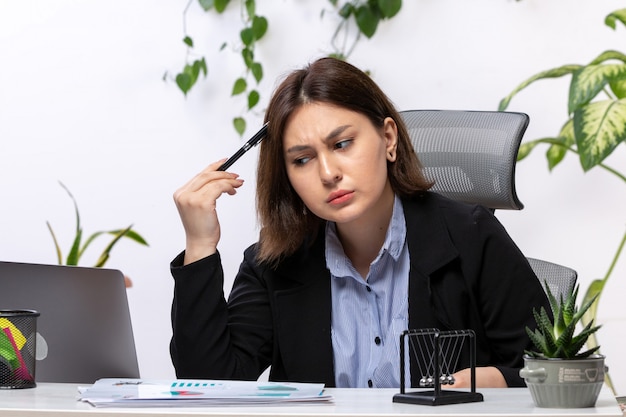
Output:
(326, 195), (410, 388)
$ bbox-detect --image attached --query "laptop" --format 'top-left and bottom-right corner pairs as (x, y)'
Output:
(0, 261), (140, 383)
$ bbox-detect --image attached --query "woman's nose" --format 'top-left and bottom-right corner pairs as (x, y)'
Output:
(318, 154), (342, 184)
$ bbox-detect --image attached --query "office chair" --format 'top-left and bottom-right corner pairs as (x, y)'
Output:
(400, 109), (577, 297)
(526, 257), (577, 301)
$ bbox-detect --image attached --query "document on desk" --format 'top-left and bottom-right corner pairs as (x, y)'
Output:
(79, 378), (333, 407)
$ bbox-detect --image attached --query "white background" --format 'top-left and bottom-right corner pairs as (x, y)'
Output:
(1, 0), (625, 394)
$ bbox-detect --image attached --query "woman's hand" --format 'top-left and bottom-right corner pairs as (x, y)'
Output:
(173, 159), (245, 265)
(444, 366), (507, 388)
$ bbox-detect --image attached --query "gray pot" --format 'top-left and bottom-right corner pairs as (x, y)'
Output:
(519, 354), (605, 408)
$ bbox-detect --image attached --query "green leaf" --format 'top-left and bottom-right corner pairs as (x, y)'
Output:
(568, 63), (626, 113)
(609, 78), (626, 98)
(245, 0), (255, 17)
(121, 229), (149, 246)
(94, 226), (149, 268)
(252, 15), (268, 40)
(54, 181), (83, 266)
(93, 226), (132, 268)
(526, 327), (548, 357)
(213, 0), (230, 13)
(588, 50), (626, 66)
(232, 77), (247, 95)
(328, 52), (347, 61)
(247, 89), (260, 109)
(48, 182), (148, 267)
(573, 98), (626, 170)
(516, 141), (539, 161)
(250, 62), (262, 83)
(546, 141), (567, 171)
(498, 65), (581, 111)
(581, 279), (604, 328)
(175, 59), (207, 96)
(82, 228), (149, 258)
(193, 57), (208, 77)
(561, 285), (578, 327)
(186, 63), (200, 82)
(241, 48), (253, 67)
(605, 8), (626, 30)
(338, 3), (354, 19)
(572, 290), (601, 328)
(378, 0), (402, 18)
(355, 5), (379, 38)
(57, 181), (80, 234)
(198, 0), (215, 11)
(176, 73), (192, 95)
(233, 117), (246, 136)
(183, 36), (193, 48)
(79, 231), (103, 260)
(547, 119), (575, 170)
(240, 27), (254, 46)
(66, 228), (82, 266)
(46, 221), (63, 265)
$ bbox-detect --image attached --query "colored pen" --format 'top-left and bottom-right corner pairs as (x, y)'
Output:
(217, 124), (268, 171)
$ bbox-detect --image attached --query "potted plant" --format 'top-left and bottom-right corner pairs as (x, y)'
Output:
(499, 6), (626, 393)
(520, 282), (604, 408)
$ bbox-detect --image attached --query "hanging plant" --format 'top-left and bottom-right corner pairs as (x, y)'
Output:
(166, 0), (404, 136)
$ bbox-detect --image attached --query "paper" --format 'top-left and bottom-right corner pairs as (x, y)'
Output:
(79, 378), (333, 407)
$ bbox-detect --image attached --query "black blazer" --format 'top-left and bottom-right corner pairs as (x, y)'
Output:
(170, 192), (549, 387)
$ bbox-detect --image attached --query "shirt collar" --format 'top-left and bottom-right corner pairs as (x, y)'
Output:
(325, 195), (406, 277)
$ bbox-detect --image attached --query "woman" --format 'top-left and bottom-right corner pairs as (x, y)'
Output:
(170, 57), (550, 388)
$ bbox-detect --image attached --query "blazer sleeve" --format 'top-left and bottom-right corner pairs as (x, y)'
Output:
(418, 196), (550, 388)
(169, 247), (273, 380)
(465, 205), (550, 387)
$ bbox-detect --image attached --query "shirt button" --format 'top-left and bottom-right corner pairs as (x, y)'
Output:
(366, 286), (372, 292)
(368, 379), (373, 388)
(374, 336), (381, 345)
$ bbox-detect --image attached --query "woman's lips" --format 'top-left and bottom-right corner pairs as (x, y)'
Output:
(327, 190), (354, 205)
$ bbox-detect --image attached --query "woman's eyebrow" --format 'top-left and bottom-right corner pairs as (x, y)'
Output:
(285, 144), (310, 154)
(324, 124), (351, 143)
(285, 124), (352, 154)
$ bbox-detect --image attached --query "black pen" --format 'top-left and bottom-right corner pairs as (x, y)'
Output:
(217, 124), (268, 171)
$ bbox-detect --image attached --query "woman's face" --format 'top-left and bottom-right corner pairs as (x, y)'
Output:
(283, 102), (398, 226)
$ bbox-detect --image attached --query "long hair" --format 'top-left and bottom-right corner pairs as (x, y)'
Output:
(256, 57), (432, 266)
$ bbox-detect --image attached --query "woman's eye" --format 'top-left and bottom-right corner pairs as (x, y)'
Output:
(334, 139), (353, 150)
(293, 156), (311, 166)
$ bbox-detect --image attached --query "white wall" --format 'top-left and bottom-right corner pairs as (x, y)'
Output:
(1, 0), (625, 393)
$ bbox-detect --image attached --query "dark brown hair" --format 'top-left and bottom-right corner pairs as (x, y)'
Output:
(256, 57), (432, 265)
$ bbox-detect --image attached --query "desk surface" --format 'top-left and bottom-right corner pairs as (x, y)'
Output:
(0, 383), (622, 417)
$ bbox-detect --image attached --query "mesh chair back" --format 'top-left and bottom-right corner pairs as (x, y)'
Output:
(400, 109), (577, 297)
(527, 258), (577, 301)
(400, 110), (529, 210)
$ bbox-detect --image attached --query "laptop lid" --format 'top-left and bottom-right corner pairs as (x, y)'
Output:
(0, 261), (140, 383)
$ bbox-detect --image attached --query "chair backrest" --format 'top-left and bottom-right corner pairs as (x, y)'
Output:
(400, 109), (576, 297)
(400, 109), (529, 210)
(526, 257), (577, 301)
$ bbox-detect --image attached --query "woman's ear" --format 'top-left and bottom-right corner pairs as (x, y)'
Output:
(383, 117), (398, 162)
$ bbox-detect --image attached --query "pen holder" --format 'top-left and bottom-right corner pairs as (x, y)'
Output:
(0, 309), (39, 389)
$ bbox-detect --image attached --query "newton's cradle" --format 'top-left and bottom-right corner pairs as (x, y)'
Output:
(393, 328), (484, 406)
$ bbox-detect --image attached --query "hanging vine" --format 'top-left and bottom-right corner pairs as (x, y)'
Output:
(167, 0), (403, 135)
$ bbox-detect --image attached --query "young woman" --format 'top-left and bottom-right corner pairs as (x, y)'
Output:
(170, 57), (550, 388)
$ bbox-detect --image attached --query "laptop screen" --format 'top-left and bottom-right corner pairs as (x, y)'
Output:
(0, 261), (140, 383)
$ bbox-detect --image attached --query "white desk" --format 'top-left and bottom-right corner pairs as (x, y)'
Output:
(0, 383), (621, 417)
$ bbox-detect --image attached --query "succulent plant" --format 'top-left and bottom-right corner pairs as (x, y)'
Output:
(525, 283), (602, 359)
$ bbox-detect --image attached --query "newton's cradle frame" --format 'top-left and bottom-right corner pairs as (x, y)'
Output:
(393, 328), (484, 406)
